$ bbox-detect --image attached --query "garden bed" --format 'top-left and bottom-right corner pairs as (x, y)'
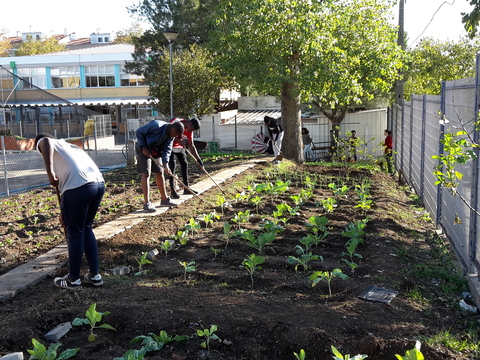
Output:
(0, 159), (477, 359)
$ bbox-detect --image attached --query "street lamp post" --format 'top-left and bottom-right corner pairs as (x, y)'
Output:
(163, 30), (179, 119)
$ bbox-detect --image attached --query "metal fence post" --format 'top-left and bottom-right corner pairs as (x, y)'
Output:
(419, 95), (427, 200)
(469, 53), (480, 276)
(1, 136), (9, 197)
(436, 81), (446, 228)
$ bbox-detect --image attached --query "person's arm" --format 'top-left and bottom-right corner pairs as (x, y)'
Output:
(37, 138), (59, 187)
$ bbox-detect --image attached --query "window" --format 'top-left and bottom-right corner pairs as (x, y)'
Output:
(120, 66), (147, 87)
(85, 65), (115, 88)
(16, 67), (47, 89)
(0, 68), (13, 90)
(105, 37), (110, 42)
(98, 37), (103, 43)
(51, 66), (80, 88)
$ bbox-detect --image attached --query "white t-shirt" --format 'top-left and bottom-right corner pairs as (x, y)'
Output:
(36, 138), (104, 194)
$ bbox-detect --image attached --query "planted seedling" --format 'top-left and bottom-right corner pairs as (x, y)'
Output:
(328, 182), (350, 199)
(131, 330), (187, 352)
(170, 230), (189, 245)
(179, 260), (196, 281)
(310, 269), (349, 296)
(316, 197), (337, 213)
(331, 345), (368, 360)
(288, 248), (322, 271)
(260, 220), (284, 234)
(159, 240), (173, 257)
(395, 340), (424, 360)
(215, 195), (229, 215)
(210, 246), (222, 260)
(294, 349), (306, 360)
(244, 231), (276, 254)
(72, 303), (116, 341)
(135, 252), (152, 276)
(27, 338), (79, 360)
(232, 210), (251, 230)
(305, 215), (330, 243)
(220, 222), (233, 250)
(185, 217), (201, 237)
(197, 325), (221, 352)
(241, 253), (265, 289)
(250, 195), (263, 214)
(113, 348), (147, 360)
(202, 211), (220, 228)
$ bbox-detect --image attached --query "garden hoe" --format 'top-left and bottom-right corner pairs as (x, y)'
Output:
(185, 148), (226, 195)
(272, 140), (283, 161)
(149, 156), (211, 205)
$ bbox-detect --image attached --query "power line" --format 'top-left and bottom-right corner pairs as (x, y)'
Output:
(410, 0), (456, 47)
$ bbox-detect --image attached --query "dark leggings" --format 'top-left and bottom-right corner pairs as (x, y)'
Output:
(61, 182), (105, 280)
(169, 149), (189, 189)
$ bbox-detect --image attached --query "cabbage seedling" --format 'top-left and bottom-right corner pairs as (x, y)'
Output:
(72, 303), (116, 341)
(197, 325), (221, 352)
(310, 269), (349, 296)
(27, 338), (79, 360)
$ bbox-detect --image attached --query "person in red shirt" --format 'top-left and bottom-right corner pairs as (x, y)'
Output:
(384, 129), (393, 173)
(168, 118), (203, 198)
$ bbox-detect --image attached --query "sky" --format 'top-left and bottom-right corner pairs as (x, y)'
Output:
(1, 0), (146, 39)
(392, 0), (474, 46)
(0, 0), (476, 44)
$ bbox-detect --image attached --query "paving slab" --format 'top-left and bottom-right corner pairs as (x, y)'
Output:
(0, 158), (263, 302)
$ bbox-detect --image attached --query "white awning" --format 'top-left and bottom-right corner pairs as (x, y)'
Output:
(1, 98), (156, 108)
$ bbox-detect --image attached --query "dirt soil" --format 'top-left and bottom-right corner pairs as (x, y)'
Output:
(0, 157), (477, 360)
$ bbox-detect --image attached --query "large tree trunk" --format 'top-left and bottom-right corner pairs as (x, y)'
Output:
(280, 81), (302, 163)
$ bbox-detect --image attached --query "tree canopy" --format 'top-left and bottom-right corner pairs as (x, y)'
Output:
(208, 0), (405, 162)
(113, 22), (144, 44)
(0, 30), (12, 57)
(126, 44), (220, 118)
(404, 37), (480, 99)
(462, 0), (480, 38)
(128, 0), (217, 48)
(15, 37), (66, 56)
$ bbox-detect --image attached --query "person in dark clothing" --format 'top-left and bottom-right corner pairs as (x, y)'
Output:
(349, 130), (358, 162)
(168, 118), (203, 198)
(135, 120), (184, 212)
(384, 129), (393, 173)
(35, 133), (105, 289)
(264, 116), (284, 164)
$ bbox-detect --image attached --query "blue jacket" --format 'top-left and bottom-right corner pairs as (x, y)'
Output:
(136, 120), (174, 164)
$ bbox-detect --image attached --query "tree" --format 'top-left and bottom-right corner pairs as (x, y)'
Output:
(0, 29), (12, 57)
(462, 0), (480, 38)
(125, 44), (220, 118)
(127, 0), (218, 48)
(403, 37), (480, 99)
(113, 22), (144, 44)
(15, 37), (66, 56)
(209, 0), (404, 163)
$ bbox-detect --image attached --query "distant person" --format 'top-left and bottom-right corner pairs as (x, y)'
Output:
(384, 129), (393, 173)
(135, 120), (185, 212)
(349, 130), (358, 162)
(264, 116), (284, 164)
(168, 118), (203, 199)
(302, 127), (316, 162)
(35, 133), (105, 289)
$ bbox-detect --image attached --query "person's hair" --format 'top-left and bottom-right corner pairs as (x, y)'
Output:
(302, 127), (309, 134)
(34, 133), (54, 147)
(170, 121), (185, 134)
(189, 118), (200, 130)
(385, 129), (392, 135)
(351, 130), (356, 134)
(264, 116), (274, 124)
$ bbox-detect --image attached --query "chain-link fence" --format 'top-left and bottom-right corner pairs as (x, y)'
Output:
(0, 116), (122, 198)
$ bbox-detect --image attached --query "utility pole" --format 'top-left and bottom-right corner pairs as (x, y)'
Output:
(395, 0), (405, 105)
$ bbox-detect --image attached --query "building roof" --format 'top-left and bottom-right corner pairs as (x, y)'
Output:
(2, 97), (154, 108)
(221, 110), (282, 125)
(33, 43), (134, 56)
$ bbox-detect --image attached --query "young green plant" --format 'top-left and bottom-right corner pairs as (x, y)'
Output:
(72, 303), (116, 341)
(310, 269), (349, 297)
(27, 338), (79, 360)
(135, 252), (152, 276)
(179, 260), (196, 281)
(197, 325), (221, 352)
(241, 253), (265, 289)
(131, 330), (187, 352)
